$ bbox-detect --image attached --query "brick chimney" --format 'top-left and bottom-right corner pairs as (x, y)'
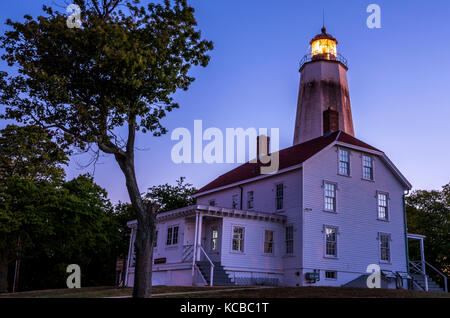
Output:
(323, 106), (339, 135)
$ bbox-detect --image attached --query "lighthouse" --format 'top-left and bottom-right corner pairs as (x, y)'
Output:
(293, 27), (355, 145)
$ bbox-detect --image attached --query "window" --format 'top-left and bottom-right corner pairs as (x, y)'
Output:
(232, 195), (239, 209)
(247, 191), (254, 210)
(166, 225), (179, 246)
(264, 230), (274, 254)
(325, 226), (338, 257)
(378, 193), (388, 220)
(232, 226), (244, 252)
(276, 184), (284, 210)
(211, 228), (218, 251)
(285, 225), (294, 254)
(325, 271), (337, 280)
(363, 155), (374, 180)
(209, 200), (216, 207)
(153, 230), (158, 248)
(339, 149), (350, 176)
(324, 182), (337, 212)
(379, 233), (391, 262)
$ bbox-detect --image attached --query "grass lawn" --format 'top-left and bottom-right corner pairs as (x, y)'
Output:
(0, 286), (241, 298)
(0, 286), (448, 298)
(159, 286), (450, 298)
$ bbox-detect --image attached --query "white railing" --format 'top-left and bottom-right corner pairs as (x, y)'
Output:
(199, 246), (214, 287)
(410, 260), (448, 293)
(182, 244), (194, 263)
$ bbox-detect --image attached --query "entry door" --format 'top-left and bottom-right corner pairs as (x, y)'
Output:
(205, 221), (221, 262)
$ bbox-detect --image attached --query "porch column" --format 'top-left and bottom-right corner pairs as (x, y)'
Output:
(191, 211), (199, 285)
(125, 227), (135, 287)
(420, 237), (428, 291)
(196, 213), (204, 260)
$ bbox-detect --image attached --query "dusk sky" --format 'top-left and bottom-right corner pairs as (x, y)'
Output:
(1, 0), (449, 203)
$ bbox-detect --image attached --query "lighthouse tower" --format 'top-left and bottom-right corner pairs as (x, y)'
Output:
(293, 27), (355, 145)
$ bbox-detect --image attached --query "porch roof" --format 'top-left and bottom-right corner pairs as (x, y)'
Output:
(127, 205), (287, 228)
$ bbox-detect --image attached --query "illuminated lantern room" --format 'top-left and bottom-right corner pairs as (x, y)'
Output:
(310, 27), (338, 61)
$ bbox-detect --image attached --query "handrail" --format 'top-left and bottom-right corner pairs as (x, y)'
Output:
(199, 246), (214, 287)
(424, 261), (448, 293)
(409, 260), (448, 293)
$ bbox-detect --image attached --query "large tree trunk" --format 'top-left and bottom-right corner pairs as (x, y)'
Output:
(0, 249), (9, 293)
(115, 153), (156, 298)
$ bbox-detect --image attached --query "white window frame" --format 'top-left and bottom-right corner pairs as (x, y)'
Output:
(338, 148), (351, 176)
(285, 225), (294, 255)
(166, 225), (179, 247)
(232, 195), (239, 209)
(377, 191), (389, 221)
(362, 154), (374, 181)
(247, 191), (254, 210)
(275, 183), (284, 210)
(263, 230), (275, 255)
(209, 200), (216, 207)
(323, 181), (337, 213)
(378, 232), (391, 263)
(324, 225), (338, 258)
(211, 226), (219, 251)
(231, 226), (245, 253)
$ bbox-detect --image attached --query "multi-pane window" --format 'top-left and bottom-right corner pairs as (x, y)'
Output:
(324, 182), (337, 212)
(363, 155), (374, 180)
(378, 193), (388, 220)
(264, 230), (274, 254)
(325, 271), (337, 280)
(379, 233), (391, 262)
(166, 225), (179, 246)
(209, 200), (216, 207)
(325, 226), (337, 257)
(232, 195), (239, 209)
(232, 227), (244, 252)
(247, 191), (254, 210)
(276, 184), (284, 210)
(153, 230), (158, 248)
(211, 228), (218, 251)
(285, 225), (294, 254)
(339, 149), (350, 176)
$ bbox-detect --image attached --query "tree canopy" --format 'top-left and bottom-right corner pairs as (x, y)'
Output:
(406, 184), (450, 276)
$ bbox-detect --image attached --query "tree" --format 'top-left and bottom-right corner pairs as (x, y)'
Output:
(145, 177), (197, 213)
(0, 125), (69, 292)
(406, 184), (450, 277)
(0, 0), (212, 297)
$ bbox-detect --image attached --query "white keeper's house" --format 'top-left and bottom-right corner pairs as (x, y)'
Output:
(125, 27), (447, 292)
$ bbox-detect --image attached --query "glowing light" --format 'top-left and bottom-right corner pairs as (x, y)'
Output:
(311, 39), (337, 59)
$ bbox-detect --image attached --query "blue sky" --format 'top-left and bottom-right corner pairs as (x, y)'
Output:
(1, 0), (450, 202)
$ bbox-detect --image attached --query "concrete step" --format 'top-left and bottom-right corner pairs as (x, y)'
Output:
(196, 261), (234, 286)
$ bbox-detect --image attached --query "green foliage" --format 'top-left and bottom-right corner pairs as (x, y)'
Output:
(0, 125), (68, 256)
(406, 184), (450, 274)
(0, 0), (213, 151)
(145, 177), (197, 213)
